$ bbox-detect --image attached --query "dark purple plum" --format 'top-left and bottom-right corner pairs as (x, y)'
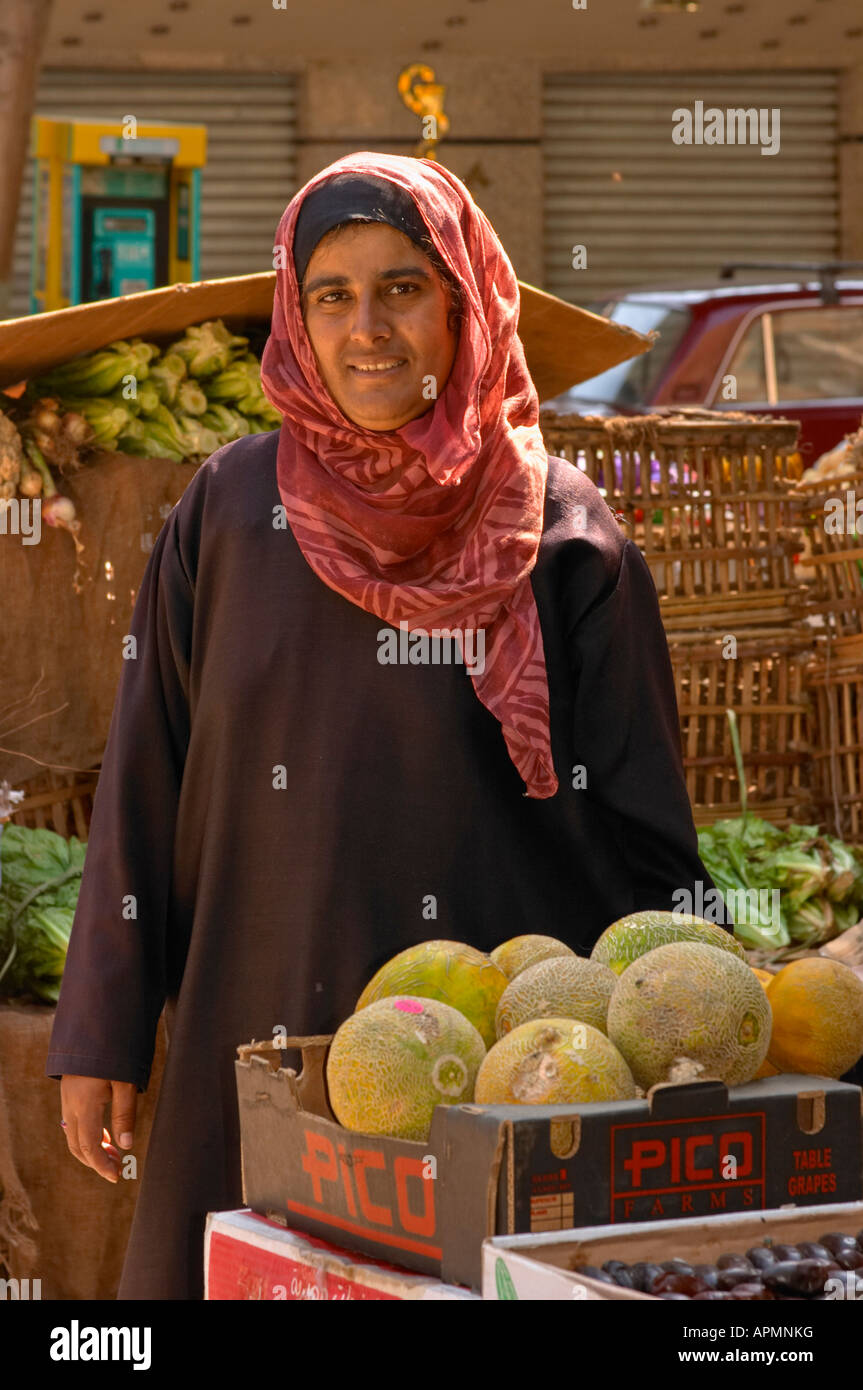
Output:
(746, 1246), (778, 1271)
(770, 1244), (803, 1263)
(630, 1262), (665, 1293)
(764, 1259), (836, 1296)
(716, 1252), (753, 1271)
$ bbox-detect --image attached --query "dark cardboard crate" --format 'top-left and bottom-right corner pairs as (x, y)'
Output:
(235, 1036), (863, 1292)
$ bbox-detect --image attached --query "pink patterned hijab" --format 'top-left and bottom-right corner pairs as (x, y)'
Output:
(260, 152), (558, 799)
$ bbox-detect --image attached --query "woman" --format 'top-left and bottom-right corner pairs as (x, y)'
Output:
(48, 152), (716, 1300)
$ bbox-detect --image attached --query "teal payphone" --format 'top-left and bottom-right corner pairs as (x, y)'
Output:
(90, 207), (158, 299)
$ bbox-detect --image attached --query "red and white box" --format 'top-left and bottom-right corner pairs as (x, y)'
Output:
(204, 1209), (479, 1301)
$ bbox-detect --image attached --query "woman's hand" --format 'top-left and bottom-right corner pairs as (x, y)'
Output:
(59, 1075), (138, 1183)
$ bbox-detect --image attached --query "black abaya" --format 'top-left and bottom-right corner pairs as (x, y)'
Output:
(46, 430), (715, 1298)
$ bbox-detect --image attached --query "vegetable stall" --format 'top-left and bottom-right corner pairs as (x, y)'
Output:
(2, 283), (863, 1302)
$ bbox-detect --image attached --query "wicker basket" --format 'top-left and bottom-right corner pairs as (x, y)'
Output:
(540, 410), (805, 624)
(670, 632), (816, 829)
(5, 767), (99, 839)
(805, 634), (863, 844)
(789, 470), (863, 640)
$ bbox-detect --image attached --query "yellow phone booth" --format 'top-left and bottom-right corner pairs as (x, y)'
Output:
(30, 115), (207, 313)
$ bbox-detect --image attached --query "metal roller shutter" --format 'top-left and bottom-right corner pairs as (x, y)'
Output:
(10, 68), (299, 316)
(544, 71), (839, 305)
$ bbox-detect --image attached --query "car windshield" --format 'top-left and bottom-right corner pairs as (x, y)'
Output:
(566, 300), (692, 407)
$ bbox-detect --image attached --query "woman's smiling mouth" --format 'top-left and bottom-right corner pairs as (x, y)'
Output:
(347, 358), (408, 375)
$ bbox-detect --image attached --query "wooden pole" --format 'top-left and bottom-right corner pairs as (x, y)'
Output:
(0, 0), (54, 318)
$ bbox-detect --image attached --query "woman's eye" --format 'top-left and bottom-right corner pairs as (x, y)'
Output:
(315, 283), (419, 305)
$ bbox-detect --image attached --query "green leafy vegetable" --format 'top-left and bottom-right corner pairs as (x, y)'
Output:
(0, 824), (85, 1002)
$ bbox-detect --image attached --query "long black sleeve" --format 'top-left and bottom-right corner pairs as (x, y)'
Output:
(569, 537), (716, 913)
(46, 507), (193, 1090)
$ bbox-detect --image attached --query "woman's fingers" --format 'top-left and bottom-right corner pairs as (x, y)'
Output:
(110, 1081), (138, 1151)
(59, 1074), (120, 1182)
(76, 1107), (119, 1183)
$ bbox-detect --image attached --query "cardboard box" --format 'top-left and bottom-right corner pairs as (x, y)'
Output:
(0, 271), (653, 402)
(235, 1037), (863, 1293)
(204, 1209), (478, 1301)
(482, 1200), (863, 1300)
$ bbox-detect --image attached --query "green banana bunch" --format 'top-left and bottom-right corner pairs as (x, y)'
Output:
(119, 404), (190, 463)
(175, 414), (221, 460)
(34, 338), (156, 398)
(172, 320), (248, 378)
(204, 356), (262, 404)
(201, 405), (251, 442)
(148, 352), (187, 405)
(135, 380), (161, 417)
(243, 415), (281, 435)
(116, 418), (147, 454)
(177, 380), (208, 416)
(241, 401), (282, 428)
(59, 395), (137, 449)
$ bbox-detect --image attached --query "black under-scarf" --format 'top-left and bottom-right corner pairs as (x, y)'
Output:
(292, 173), (433, 287)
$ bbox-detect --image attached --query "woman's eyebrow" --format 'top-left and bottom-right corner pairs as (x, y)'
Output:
(303, 273), (350, 294)
(304, 266), (432, 295)
(377, 265), (432, 282)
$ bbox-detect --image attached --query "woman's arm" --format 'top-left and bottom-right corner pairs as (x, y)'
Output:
(568, 536), (721, 917)
(46, 502), (194, 1168)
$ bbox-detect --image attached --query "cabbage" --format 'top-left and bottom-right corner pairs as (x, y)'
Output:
(0, 824), (85, 1002)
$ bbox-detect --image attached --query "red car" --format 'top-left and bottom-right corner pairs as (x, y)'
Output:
(544, 262), (863, 467)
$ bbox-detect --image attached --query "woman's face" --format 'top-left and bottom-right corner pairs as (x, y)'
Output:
(301, 221), (459, 432)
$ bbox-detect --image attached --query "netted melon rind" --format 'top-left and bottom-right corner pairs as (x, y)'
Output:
(591, 911), (745, 976)
(475, 1017), (637, 1105)
(327, 995), (486, 1142)
(490, 934), (576, 981)
(495, 955), (617, 1039)
(356, 939), (508, 1049)
(606, 941), (771, 1088)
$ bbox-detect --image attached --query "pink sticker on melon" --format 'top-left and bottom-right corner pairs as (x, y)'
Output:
(392, 998), (424, 1014)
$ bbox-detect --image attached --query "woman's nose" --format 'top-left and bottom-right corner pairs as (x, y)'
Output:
(349, 292), (391, 343)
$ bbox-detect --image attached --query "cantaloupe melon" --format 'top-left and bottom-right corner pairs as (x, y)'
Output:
(326, 996), (486, 1142)
(750, 969), (777, 1073)
(751, 967), (774, 990)
(591, 910), (745, 975)
(606, 941), (771, 1088)
(356, 940), (507, 1048)
(474, 1018), (637, 1105)
(495, 956), (617, 1039)
(490, 934), (575, 981)
(766, 958), (863, 1078)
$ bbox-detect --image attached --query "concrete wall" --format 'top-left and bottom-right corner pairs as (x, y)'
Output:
(296, 52), (863, 275)
(297, 57), (544, 284)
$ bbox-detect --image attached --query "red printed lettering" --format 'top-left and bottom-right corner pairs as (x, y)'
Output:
(337, 1143), (357, 1217)
(623, 1140), (665, 1188)
(353, 1149), (393, 1227)
(394, 1157), (435, 1237)
(301, 1130), (338, 1203)
(719, 1130), (753, 1179)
